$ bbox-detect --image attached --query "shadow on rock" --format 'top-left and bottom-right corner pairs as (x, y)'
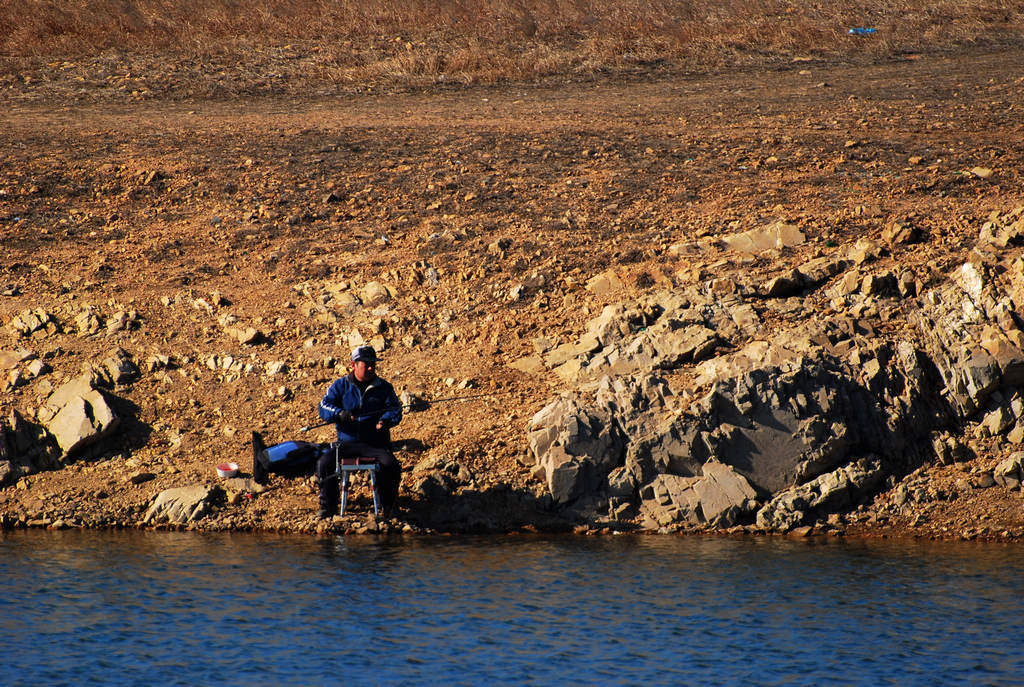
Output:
(401, 482), (575, 533)
(0, 409), (60, 486)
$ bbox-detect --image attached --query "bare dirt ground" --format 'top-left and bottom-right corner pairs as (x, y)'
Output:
(3, 47), (1024, 538)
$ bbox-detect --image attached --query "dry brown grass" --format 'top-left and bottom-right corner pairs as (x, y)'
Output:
(1, 1), (1022, 99)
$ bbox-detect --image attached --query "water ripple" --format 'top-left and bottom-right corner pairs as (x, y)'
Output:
(3, 531), (1024, 685)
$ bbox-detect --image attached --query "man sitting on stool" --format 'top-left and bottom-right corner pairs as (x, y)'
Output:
(316, 345), (403, 519)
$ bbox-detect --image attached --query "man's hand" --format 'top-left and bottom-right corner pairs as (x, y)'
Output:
(336, 410), (353, 423)
(376, 421), (385, 430)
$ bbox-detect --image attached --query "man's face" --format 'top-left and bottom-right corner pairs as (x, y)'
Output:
(352, 359), (376, 382)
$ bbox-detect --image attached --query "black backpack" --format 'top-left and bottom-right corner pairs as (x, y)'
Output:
(252, 431), (326, 484)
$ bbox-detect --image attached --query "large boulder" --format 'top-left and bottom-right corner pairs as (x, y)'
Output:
(684, 346), (934, 494)
(42, 375), (120, 459)
(624, 346), (935, 529)
(993, 452), (1024, 490)
(526, 395), (625, 504)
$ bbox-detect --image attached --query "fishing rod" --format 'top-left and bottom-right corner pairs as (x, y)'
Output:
(299, 389), (514, 432)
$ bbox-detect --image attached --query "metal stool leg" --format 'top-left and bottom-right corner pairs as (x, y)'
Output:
(340, 471), (350, 516)
(370, 467), (380, 515)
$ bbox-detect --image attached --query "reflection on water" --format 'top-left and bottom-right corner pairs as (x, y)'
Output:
(2, 530), (1023, 686)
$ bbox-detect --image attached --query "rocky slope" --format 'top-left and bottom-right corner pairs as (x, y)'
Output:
(3, 49), (1024, 539)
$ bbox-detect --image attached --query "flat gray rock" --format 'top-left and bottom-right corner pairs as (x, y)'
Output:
(143, 484), (223, 525)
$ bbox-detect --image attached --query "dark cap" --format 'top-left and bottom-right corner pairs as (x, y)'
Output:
(351, 345), (377, 363)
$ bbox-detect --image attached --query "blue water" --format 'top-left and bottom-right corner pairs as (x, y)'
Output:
(2, 531), (1023, 686)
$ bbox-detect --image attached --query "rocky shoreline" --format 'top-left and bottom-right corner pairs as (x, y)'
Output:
(6, 210), (1024, 540)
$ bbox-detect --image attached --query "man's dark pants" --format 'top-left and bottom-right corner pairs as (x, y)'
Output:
(316, 441), (401, 513)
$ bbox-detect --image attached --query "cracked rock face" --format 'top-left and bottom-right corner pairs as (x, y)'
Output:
(638, 461), (759, 528)
(523, 227), (1024, 531)
(529, 339), (940, 531)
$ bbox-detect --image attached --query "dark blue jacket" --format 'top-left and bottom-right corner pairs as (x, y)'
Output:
(318, 373), (402, 447)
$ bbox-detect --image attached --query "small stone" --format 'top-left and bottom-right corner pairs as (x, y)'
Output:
(847, 239), (880, 265)
(193, 298), (214, 313)
(360, 281), (391, 307)
(994, 453), (1024, 489)
(74, 308), (103, 336)
(509, 355), (545, 375)
(0, 347), (35, 369)
(762, 270), (802, 298)
(488, 238), (512, 255)
(982, 406), (1014, 436)
(838, 271), (862, 295)
(711, 278), (738, 296)
(861, 272), (898, 297)
(8, 308), (58, 337)
(1008, 423), (1024, 444)
(46, 383), (120, 458)
(585, 270), (624, 297)
(236, 327), (262, 345)
(143, 485), (221, 525)
(103, 349), (139, 384)
(146, 354), (171, 372)
(720, 221), (805, 255)
(25, 359), (49, 379)
(105, 310), (137, 335)
(883, 221), (920, 245)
